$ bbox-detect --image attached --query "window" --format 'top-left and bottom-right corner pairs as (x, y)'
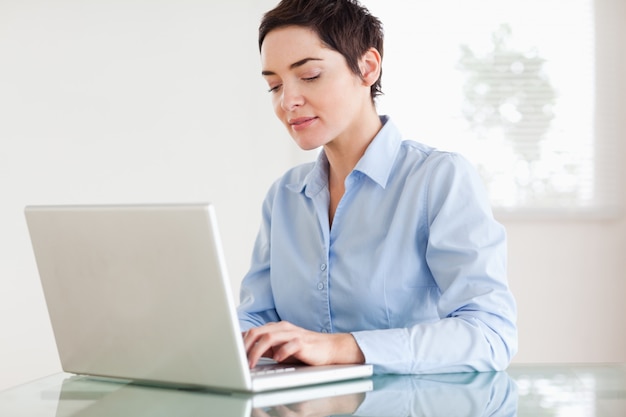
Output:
(367, 0), (617, 216)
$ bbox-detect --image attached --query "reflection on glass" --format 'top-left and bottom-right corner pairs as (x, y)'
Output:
(54, 377), (249, 416)
(513, 369), (598, 416)
(350, 372), (517, 417)
(252, 390), (365, 417)
(251, 372), (517, 417)
(53, 376), (372, 417)
(53, 371), (516, 417)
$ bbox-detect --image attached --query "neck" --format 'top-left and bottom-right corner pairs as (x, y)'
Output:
(324, 110), (382, 184)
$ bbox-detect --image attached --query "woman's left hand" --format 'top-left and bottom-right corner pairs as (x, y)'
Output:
(242, 321), (365, 369)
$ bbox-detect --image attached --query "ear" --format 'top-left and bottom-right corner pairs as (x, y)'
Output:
(359, 47), (382, 87)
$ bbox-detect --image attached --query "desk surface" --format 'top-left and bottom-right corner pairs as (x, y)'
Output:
(1, 363), (624, 416)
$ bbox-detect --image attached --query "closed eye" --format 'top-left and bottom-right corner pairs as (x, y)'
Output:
(267, 73), (319, 93)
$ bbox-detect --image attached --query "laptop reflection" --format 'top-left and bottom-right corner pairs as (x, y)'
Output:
(53, 370), (516, 417)
(53, 375), (372, 417)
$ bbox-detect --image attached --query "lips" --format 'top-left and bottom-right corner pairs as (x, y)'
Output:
(288, 116), (318, 131)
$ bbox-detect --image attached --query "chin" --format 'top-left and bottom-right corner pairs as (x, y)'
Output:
(296, 143), (323, 152)
(290, 135), (326, 152)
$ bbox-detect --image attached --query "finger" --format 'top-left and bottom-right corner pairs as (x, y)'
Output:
(271, 338), (304, 363)
(243, 322), (303, 367)
(248, 327), (302, 367)
(271, 404), (299, 417)
(243, 328), (259, 352)
(245, 332), (273, 367)
(243, 322), (281, 351)
(248, 332), (288, 368)
(244, 327), (274, 357)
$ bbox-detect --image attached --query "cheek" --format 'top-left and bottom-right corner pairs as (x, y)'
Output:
(321, 77), (358, 108)
(314, 90), (347, 122)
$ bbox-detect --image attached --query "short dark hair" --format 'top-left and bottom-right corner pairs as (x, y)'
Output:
(259, 0), (384, 100)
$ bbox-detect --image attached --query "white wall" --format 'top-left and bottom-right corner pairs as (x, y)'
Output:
(0, 0), (624, 391)
(0, 0), (299, 390)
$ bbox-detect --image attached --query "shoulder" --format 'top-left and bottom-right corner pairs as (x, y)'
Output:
(394, 140), (491, 213)
(398, 139), (477, 180)
(281, 161), (318, 184)
(262, 160), (317, 202)
(272, 161), (316, 190)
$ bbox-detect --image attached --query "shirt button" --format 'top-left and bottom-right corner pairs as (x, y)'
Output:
(317, 282), (324, 290)
(321, 328), (329, 333)
(320, 263), (327, 271)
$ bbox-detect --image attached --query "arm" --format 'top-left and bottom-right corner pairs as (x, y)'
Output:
(353, 154), (517, 374)
(237, 182), (281, 331)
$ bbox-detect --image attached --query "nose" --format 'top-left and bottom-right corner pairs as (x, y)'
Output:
(280, 83), (304, 112)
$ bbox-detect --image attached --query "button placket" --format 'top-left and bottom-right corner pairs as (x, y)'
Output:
(318, 257), (331, 333)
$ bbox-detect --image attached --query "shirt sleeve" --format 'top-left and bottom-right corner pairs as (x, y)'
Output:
(352, 153), (518, 374)
(237, 182), (281, 331)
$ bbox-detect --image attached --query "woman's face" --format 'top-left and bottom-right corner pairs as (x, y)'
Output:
(261, 26), (374, 151)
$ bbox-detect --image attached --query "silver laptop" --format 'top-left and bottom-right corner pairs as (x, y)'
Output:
(24, 203), (373, 393)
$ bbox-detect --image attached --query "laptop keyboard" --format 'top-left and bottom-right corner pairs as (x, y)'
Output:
(251, 365), (297, 376)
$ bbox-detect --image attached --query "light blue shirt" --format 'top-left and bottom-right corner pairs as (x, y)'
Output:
(238, 116), (517, 374)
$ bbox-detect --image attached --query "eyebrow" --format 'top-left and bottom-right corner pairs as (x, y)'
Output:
(261, 57), (323, 76)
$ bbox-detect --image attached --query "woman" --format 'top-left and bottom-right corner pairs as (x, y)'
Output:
(238, 0), (517, 374)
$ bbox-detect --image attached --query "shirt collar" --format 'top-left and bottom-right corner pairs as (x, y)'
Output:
(352, 115), (402, 189)
(289, 115), (403, 197)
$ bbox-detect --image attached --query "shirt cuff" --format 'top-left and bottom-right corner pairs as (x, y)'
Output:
(351, 328), (413, 374)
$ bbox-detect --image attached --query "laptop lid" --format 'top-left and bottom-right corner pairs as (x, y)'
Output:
(25, 203), (252, 391)
(25, 203), (372, 393)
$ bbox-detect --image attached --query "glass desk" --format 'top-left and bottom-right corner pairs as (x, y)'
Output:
(1, 363), (624, 416)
